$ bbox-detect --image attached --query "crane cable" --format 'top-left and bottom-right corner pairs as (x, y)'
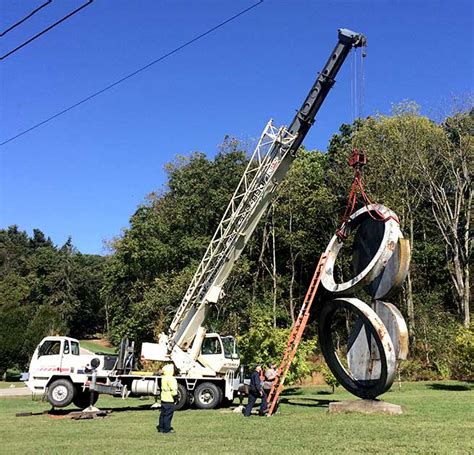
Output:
(336, 44), (397, 241)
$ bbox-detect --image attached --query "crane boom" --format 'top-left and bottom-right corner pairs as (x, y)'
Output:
(169, 28), (367, 352)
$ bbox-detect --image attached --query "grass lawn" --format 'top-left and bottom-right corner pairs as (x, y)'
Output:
(79, 339), (116, 354)
(0, 381), (472, 454)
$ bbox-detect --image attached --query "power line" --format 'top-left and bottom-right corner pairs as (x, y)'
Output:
(0, 0), (52, 37)
(0, 0), (93, 61)
(0, 1), (264, 147)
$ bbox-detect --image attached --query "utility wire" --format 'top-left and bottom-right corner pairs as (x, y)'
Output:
(0, 0), (264, 147)
(1, 0), (93, 61)
(0, 0), (52, 37)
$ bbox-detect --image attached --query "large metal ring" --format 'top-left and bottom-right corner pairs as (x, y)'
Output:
(321, 204), (402, 295)
(318, 297), (397, 399)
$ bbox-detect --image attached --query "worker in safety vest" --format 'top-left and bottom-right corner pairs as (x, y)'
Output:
(158, 364), (178, 433)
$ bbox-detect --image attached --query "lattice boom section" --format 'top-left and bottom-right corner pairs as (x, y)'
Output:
(170, 120), (296, 332)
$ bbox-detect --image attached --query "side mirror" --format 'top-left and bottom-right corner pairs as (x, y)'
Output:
(231, 353), (239, 360)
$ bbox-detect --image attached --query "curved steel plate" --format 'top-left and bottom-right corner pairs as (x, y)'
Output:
(374, 300), (409, 360)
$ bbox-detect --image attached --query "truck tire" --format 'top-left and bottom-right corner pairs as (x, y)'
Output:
(193, 382), (222, 409)
(47, 379), (75, 408)
(174, 383), (188, 411)
(73, 389), (99, 409)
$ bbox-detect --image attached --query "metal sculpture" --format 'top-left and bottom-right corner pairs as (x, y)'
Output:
(318, 204), (411, 399)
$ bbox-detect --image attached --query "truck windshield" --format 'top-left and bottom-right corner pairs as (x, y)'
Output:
(201, 337), (222, 355)
(221, 337), (239, 359)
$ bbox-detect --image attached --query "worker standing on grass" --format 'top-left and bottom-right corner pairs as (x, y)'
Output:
(244, 365), (267, 417)
(263, 364), (277, 395)
(157, 364), (178, 434)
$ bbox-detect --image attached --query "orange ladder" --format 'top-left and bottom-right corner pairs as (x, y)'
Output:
(266, 252), (327, 416)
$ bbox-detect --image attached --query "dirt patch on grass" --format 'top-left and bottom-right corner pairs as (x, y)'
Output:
(87, 338), (113, 348)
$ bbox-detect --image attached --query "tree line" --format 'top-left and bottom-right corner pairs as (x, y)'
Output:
(1, 104), (472, 380)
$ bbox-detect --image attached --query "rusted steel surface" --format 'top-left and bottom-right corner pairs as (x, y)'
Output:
(321, 204), (402, 296)
(374, 300), (409, 360)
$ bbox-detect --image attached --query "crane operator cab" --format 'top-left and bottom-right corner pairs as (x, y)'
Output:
(197, 334), (240, 374)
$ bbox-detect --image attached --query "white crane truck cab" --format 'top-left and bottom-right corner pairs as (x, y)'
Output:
(141, 332), (240, 375)
(199, 334), (240, 374)
(22, 336), (114, 408)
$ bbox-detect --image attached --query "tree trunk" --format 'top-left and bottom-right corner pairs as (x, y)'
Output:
(406, 215), (415, 336)
(271, 206), (277, 328)
(252, 214), (271, 303)
(287, 195), (297, 323)
(406, 271), (415, 338)
(462, 263), (470, 327)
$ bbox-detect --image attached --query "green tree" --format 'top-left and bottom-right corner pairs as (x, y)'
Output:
(237, 305), (316, 384)
(103, 145), (249, 344)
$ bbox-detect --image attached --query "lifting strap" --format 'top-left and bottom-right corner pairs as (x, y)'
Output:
(335, 147), (370, 240)
(335, 147), (399, 242)
(266, 252), (328, 417)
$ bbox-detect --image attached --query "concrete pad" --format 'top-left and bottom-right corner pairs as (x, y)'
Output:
(82, 405), (101, 413)
(328, 399), (402, 415)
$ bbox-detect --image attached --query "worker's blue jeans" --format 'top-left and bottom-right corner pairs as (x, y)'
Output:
(159, 402), (175, 432)
(244, 391), (267, 416)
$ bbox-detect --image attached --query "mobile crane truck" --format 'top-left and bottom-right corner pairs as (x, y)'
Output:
(22, 29), (367, 410)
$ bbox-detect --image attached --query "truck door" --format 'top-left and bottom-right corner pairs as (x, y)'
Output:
(60, 339), (78, 371)
(33, 339), (64, 373)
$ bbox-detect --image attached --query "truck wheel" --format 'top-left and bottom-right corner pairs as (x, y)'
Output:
(47, 379), (75, 408)
(194, 382), (221, 409)
(174, 383), (188, 411)
(73, 389), (99, 409)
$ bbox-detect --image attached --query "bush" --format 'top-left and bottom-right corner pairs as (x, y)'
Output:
(398, 359), (439, 381)
(411, 302), (468, 380)
(316, 361), (340, 393)
(450, 326), (474, 380)
(237, 305), (317, 384)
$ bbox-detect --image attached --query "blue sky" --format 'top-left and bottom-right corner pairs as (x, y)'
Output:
(1, 0), (472, 254)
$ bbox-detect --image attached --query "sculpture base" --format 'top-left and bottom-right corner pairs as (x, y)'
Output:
(328, 399), (403, 415)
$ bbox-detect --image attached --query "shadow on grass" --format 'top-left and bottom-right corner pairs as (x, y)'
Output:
(279, 397), (336, 408)
(281, 387), (304, 396)
(428, 383), (472, 392)
(281, 387), (333, 397)
(16, 404), (155, 418)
